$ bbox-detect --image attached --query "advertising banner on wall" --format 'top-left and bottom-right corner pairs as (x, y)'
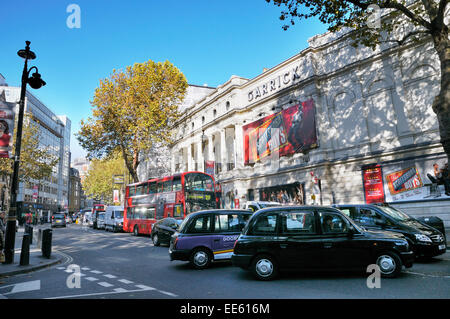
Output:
(368, 160), (450, 203)
(0, 91), (16, 158)
(113, 189), (120, 203)
(243, 99), (317, 165)
(383, 165), (430, 202)
(204, 160), (215, 177)
(362, 165), (385, 204)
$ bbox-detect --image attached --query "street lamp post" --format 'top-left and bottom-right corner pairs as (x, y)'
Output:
(3, 41), (45, 264)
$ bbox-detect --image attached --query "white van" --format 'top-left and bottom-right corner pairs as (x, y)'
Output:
(104, 206), (124, 232)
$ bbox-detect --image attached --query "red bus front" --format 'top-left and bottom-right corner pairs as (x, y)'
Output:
(123, 172), (217, 235)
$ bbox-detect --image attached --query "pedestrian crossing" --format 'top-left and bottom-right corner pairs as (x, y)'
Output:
(54, 265), (177, 298)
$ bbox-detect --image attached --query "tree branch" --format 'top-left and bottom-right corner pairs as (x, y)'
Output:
(381, 0), (433, 30)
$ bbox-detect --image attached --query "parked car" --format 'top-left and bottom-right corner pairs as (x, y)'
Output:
(151, 218), (183, 246)
(169, 210), (253, 269)
(243, 201), (281, 213)
(97, 212), (106, 230)
(105, 206), (124, 232)
(232, 206), (414, 280)
(333, 204), (447, 259)
(51, 213), (67, 228)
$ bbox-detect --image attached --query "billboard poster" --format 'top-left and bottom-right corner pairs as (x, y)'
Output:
(384, 166), (426, 202)
(378, 160), (450, 202)
(113, 189), (120, 203)
(205, 160), (215, 177)
(0, 90), (16, 158)
(385, 167), (423, 196)
(243, 99), (317, 165)
(362, 165), (385, 204)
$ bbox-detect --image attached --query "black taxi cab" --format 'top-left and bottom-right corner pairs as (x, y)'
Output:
(232, 206), (414, 280)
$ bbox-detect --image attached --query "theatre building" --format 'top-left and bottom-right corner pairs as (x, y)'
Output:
(170, 28), (449, 227)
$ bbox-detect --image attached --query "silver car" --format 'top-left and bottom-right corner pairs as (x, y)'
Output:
(51, 213), (67, 228)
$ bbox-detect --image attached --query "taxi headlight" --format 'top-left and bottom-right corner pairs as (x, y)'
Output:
(415, 234), (432, 243)
(395, 240), (409, 250)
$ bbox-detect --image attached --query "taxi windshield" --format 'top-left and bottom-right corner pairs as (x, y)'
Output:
(379, 206), (411, 222)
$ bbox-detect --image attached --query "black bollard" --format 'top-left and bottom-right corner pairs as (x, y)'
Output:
(41, 228), (52, 259)
(20, 233), (30, 266)
(27, 225), (33, 245)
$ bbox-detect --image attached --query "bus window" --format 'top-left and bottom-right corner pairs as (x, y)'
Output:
(173, 176), (182, 191)
(149, 182), (157, 194)
(128, 207), (135, 220)
(144, 207), (155, 219)
(162, 180), (172, 192)
(129, 186), (136, 197)
(136, 184), (145, 196)
(185, 173), (214, 191)
(157, 182), (163, 193)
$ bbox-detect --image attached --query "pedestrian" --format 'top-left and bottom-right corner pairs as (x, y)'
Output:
(0, 211), (6, 262)
(428, 163), (450, 196)
(440, 163), (450, 196)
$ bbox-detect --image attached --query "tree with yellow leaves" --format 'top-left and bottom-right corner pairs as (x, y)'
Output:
(77, 60), (188, 182)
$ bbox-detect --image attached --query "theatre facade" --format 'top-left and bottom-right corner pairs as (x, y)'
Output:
(170, 29), (450, 226)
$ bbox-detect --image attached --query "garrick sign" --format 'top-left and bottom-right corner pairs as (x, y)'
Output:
(247, 64), (303, 102)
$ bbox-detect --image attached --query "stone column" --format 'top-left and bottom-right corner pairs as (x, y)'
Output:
(187, 145), (193, 172)
(220, 129), (227, 171)
(234, 124), (244, 169)
(197, 138), (204, 172)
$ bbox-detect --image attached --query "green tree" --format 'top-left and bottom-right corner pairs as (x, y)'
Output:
(267, 0), (449, 160)
(77, 60), (188, 182)
(82, 152), (128, 204)
(0, 113), (59, 182)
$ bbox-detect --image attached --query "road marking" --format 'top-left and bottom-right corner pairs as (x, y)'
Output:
(135, 284), (155, 290)
(90, 270), (102, 274)
(113, 288), (128, 293)
(81, 267), (91, 271)
(45, 286), (167, 299)
(405, 271), (450, 279)
(104, 274), (117, 279)
(85, 277), (98, 281)
(118, 279), (134, 284)
(1, 280), (41, 295)
(98, 282), (114, 288)
(159, 290), (178, 297)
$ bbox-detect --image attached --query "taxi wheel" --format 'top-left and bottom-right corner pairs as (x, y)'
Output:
(251, 254), (278, 281)
(152, 233), (160, 246)
(376, 252), (402, 278)
(190, 248), (212, 270)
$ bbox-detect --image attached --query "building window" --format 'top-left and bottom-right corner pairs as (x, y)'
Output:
(213, 109), (217, 117)
(226, 101), (230, 111)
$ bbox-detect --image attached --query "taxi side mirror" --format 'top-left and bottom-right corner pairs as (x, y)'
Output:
(375, 219), (387, 227)
(347, 225), (356, 237)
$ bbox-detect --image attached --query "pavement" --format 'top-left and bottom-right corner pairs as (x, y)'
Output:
(0, 224), (63, 278)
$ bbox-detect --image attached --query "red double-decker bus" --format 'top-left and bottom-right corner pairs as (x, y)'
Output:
(123, 171), (218, 235)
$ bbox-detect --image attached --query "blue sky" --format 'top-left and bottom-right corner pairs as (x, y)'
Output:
(0, 0), (328, 160)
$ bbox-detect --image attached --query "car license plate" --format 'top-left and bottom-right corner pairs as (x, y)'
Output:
(438, 244), (446, 250)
